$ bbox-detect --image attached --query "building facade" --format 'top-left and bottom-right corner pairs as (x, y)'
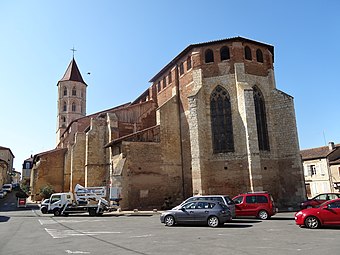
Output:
(301, 142), (340, 198)
(30, 37), (306, 209)
(0, 146), (15, 186)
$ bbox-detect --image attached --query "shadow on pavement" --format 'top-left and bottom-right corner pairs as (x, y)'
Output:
(0, 216), (10, 222)
(223, 223), (253, 228)
(270, 216), (295, 221)
(231, 219), (262, 224)
(0, 204), (40, 212)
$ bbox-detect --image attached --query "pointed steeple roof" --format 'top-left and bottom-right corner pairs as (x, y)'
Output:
(59, 58), (87, 85)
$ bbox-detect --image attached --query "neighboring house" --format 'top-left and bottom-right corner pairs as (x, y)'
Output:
(22, 156), (33, 185)
(12, 170), (21, 184)
(301, 142), (340, 198)
(329, 158), (340, 192)
(0, 159), (8, 188)
(31, 36), (306, 209)
(0, 146), (15, 185)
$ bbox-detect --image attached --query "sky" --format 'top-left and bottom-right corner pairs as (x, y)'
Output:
(1, 0), (340, 173)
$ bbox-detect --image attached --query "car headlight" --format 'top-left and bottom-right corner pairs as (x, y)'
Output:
(295, 211), (303, 216)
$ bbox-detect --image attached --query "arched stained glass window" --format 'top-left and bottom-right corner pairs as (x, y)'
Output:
(72, 102), (76, 112)
(210, 86), (234, 153)
(253, 86), (270, 151)
(63, 87), (67, 96)
(63, 102), (67, 112)
(72, 87), (76, 96)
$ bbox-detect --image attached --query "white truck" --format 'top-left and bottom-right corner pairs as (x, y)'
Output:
(41, 184), (121, 216)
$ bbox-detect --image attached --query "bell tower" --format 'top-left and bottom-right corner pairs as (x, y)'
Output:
(56, 57), (87, 145)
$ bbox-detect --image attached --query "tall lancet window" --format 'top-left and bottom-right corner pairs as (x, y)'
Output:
(253, 86), (270, 151)
(210, 86), (234, 153)
(63, 101), (67, 112)
(63, 87), (67, 96)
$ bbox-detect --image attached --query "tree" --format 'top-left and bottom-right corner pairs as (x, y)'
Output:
(39, 184), (55, 199)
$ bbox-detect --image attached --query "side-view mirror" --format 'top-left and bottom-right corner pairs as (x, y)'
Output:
(181, 207), (186, 211)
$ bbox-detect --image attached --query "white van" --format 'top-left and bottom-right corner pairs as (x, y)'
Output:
(2, 184), (12, 192)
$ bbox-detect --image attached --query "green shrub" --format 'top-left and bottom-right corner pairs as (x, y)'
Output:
(39, 184), (55, 199)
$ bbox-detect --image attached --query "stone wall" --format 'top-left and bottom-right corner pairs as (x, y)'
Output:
(30, 149), (66, 201)
(85, 118), (109, 187)
(70, 132), (86, 191)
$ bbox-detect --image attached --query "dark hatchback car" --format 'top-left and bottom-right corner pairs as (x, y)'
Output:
(300, 193), (340, 209)
(160, 200), (232, 228)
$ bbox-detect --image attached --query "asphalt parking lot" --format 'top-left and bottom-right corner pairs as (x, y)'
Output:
(2, 203), (340, 255)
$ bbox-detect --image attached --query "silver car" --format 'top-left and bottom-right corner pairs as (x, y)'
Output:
(0, 190), (6, 198)
(174, 195), (236, 219)
(160, 200), (232, 228)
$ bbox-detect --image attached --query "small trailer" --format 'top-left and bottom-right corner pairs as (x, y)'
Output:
(41, 184), (121, 216)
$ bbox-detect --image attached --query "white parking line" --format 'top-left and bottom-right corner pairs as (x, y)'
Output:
(39, 219), (106, 225)
(130, 234), (152, 238)
(44, 228), (121, 239)
(65, 250), (90, 254)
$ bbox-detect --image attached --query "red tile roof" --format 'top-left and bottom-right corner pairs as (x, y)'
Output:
(300, 144), (339, 160)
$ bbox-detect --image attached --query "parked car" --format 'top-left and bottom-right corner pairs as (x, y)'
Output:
(173, 195), (235, 218)
(0, 190), (6, 198)
(295, 198), (340, 229)
(160, 200), (232, 228)
(300, 193), (340, 209)
(40, 199), (50, 214)
(232, 191), (277, 220)
(2, 184), (12, 193)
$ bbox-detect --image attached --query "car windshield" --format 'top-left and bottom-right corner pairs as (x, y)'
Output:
(317, 201), (330, 208)
(224, 196), (234, 205)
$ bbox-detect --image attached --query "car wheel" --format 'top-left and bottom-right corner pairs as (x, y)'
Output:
(41, 207), (48, 214)
(89, 209), (97, 216)
(258, 210), (269, 220)
(53, 208), (61, 216)
(164, 215), (175, 227)
(207, 216), (219, 228)
(304, 216), (320, 229)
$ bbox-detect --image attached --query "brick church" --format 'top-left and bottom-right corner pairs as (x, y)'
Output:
(30, 36), (306, 209)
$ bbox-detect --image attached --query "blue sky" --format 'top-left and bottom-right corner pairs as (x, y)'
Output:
(1, 0), (339, 172)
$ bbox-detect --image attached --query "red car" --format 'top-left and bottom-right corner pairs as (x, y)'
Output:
(295, 198), (340, 229)
(300, 193), (340, 209)
(232, 192), (277, 220)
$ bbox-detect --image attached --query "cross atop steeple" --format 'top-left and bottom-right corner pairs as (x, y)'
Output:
(70, 46), (77, 58)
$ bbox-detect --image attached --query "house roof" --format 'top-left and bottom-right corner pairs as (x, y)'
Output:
(59, 58), (86, 85)
(149, 36), (274, 83)
(300, 144), (340, 160)
(330, 158), (340, 165)
(0, 146), (15, 158)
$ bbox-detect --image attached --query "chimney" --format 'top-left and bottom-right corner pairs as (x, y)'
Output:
(328, 142), (335, 151)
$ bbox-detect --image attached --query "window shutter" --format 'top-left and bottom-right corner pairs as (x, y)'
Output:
(304, 165), (309, 176)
